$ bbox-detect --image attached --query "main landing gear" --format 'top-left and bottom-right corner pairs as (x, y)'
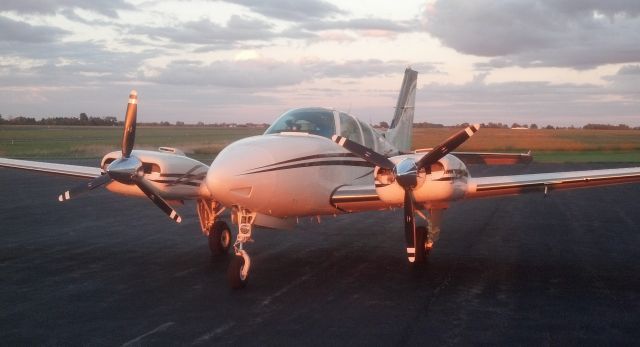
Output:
(405, 207), (444, 266)
(197, 199), (231, 258)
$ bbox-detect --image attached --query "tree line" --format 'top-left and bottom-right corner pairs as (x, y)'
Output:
(411, 122), (640, 130)
(1, 113), (637, 130)
(0, 113), (120, 126)
(0, 113), (268, 128)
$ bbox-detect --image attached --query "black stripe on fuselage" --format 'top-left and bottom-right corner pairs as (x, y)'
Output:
(241, 160), (374, 175)
(249, 153), (359, 170)
(149, 179), (202, 187)
(159, 173), (206, 178)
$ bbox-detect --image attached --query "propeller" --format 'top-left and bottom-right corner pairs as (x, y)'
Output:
(58, 174), (111, 202)
(58, 90), (182, 223)
(332, 123), (479, 261)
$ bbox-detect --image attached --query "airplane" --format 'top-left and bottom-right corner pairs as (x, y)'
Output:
(2, 68), (640, 289)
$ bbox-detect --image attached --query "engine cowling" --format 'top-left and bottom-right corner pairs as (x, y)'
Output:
(100, 149), (208, 200)
(374, 154), (469, 205)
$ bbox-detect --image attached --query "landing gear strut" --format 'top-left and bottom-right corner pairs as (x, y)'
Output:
(197, 199), (230, 257)
(405, 205), (447, 265)
(406, 207), (445, 265)
(227, 208), (256, 289)
(426, 208), (444, 254)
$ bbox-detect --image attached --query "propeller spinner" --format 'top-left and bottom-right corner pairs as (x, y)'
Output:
(58, 90), (182, 223)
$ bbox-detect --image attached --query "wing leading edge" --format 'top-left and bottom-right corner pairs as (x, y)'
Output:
(466, 167), (640, 199)
(0, 158), (102, 179)
(331, 166), (640, 212)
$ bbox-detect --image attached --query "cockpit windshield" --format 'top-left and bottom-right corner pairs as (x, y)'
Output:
(264, 108), (336, 139)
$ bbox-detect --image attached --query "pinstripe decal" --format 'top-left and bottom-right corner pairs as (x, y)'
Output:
(241, 160), (374, 175)
(249, 153), (358, 171)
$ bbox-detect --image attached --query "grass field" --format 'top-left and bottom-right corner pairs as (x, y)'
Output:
(1, 125), (639, 163)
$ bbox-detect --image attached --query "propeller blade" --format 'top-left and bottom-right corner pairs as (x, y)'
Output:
(416, 124), (479, 170)
(122, 90), (138, 158)
(58, 174), (112, 202)
(331, 135), (395, 170)
(403, 189), (416, 262)
(134, 178), (182, 223)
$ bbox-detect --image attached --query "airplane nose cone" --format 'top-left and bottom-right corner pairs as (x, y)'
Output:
(205, 138), (276, 210)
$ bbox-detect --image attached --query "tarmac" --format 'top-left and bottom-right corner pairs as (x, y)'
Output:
(1, 160), (639, 345)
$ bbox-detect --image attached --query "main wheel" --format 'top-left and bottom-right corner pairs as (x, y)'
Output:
(208, 220), (231, 256)
(227, 254), (249, 289)
(413, 226), (428, 265)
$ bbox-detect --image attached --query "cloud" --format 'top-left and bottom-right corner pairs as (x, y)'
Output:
(147, 59), (308, 88)
(221, 0), (345, 22)
(415, 71), (640, 126)
(424, 0), (640, 69)
(145, 59), (438, 88)
(302, 17), (419, 33)
(0, 15), (69, 43)
(294, 17), (420, 41)
(219, 1), (419, 41)
(304, 59), (438, 78)
(0, 0), (133, 17)
(134, 15), (310, 49)
(602, 64), (640, 97)
(616, 64), (640, 75)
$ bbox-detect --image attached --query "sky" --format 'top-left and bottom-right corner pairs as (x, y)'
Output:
(1, 0), (639, 126)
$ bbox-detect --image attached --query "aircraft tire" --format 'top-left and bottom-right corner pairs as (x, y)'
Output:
(228, 254), (248, 289)
(413, 226), (427, 265)
(209, 220), (231, 256)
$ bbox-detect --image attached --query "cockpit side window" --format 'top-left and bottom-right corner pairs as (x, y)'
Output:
(357, 119), (375, 150)
(339, 112), (362, 144)
(264, 108), (336, 139)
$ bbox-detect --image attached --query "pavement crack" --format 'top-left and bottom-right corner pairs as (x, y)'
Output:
(121, 322), (175, 347)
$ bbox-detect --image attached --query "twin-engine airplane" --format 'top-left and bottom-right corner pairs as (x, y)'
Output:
(2, 68), (640, 289)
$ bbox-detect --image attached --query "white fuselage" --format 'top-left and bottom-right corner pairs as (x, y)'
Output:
(206, 133), (374, 217)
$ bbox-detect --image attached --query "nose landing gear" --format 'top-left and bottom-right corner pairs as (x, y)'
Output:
(227, 208), (256, 289)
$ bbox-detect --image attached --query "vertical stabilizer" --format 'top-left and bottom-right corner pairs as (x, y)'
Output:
(386, 68), (417, 153)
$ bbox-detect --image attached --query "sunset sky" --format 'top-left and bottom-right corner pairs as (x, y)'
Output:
(1, 0), (639, 126)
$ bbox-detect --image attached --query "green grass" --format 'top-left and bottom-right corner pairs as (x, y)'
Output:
(0, 126), (264, 160)
(1, 125), (639, 163)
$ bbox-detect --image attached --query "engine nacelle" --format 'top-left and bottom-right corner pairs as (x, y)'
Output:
(101, 149), (209, 200)
(374, 154), (469, 205)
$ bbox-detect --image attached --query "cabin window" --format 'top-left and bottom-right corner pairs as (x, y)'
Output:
(265, 108), (336, 139)
(357, 119), (375, 149)
(339, 113), (362, 144)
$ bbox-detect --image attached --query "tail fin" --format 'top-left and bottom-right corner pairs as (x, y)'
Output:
(386, 68), (418, 153)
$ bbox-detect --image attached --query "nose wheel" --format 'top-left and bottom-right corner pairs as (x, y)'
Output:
(227, 208), (256, 289)
(228, 249), (251, 289)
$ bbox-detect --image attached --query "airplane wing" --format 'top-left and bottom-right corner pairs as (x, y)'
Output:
(466, 167), (640, 199)
(414, 149), (533, 165)
(452, 151), (532, 165)
(331, 166), (640, 212)
(330, 185), (387, 212)
(0, 157), (102, 179)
